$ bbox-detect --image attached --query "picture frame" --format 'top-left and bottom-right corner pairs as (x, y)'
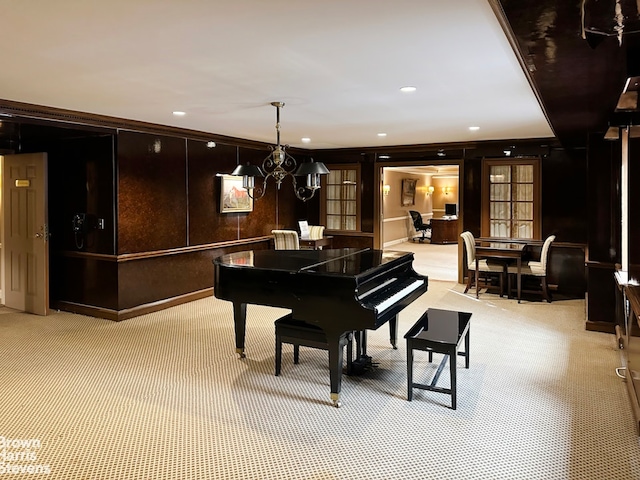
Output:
(402, 178), (417, 206)
(220, 174), (253, 213)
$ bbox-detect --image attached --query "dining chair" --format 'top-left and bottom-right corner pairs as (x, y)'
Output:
(460, 231), (506, 296)
(307, 225), (325, 240)
(507, 234), (555, 302)
(272, 230), (300, 250)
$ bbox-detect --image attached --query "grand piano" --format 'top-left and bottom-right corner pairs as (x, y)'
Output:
(213, 248), (428, 406)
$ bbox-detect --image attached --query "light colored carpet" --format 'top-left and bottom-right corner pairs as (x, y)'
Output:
(1, 281), (639, 479)
(389, 241), (458, 281)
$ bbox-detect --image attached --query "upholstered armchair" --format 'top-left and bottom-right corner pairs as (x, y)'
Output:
(272, 230), (300, 250)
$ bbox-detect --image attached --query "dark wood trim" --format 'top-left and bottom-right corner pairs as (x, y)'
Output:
(53, 288), (213, 322)
(585, 320), (616, 333)
(57, 236), (272, 262)
(0, 98), (270, 148)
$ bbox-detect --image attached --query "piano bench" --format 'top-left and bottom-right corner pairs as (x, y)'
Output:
(405, 308), (471, 410)
(275, 314), (353, 376)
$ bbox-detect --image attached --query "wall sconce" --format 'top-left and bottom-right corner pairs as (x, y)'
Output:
(427, 185), (434, 196)
(442, 186), (451, 195)
(383, 184), (390, 196)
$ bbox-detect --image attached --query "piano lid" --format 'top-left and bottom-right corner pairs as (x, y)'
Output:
(214, 248), (414, 277)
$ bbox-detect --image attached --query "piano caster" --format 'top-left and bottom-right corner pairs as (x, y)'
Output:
(331, 393), (342, 408)
(236, 348), (246, 359)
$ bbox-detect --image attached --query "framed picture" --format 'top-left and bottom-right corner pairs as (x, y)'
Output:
(402, 178), (417, 206)
(220, 175), (253, 213)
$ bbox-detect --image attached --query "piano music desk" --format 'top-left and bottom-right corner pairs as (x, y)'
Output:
(405, 308), (471, 410)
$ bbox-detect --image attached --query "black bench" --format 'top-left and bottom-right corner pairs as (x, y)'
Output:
(275, 313), (354, 376)
(405, 308), (471, 409)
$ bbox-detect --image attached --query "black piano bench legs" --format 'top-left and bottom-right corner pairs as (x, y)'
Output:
(405, 309), (471, 410)
(275, 314), (353, 408)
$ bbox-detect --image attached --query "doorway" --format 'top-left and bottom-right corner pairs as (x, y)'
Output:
(378, 164), (461, 282)
(1, 153), (50, 315)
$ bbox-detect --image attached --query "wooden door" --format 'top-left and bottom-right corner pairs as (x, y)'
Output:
(2, 153), (49, 315)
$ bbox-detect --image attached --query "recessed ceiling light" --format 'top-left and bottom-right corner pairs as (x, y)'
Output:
(172, 111), (186, 116)
(377, 133), (387, 137)
(206, 141), (216, 148)
(379, 155), (390, 159)
(400, 86), (417, 93)
(301, 137), (311, 143)
(469, 126), (480, 131)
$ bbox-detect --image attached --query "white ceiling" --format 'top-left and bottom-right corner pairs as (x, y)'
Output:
(0, 0), (554, 149)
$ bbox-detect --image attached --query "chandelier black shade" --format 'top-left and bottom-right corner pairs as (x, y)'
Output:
(229, 102), (329, 202)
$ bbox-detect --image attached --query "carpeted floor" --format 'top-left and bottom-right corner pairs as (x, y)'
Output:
(1, 279), (639, 479)
(387, 241), (458, 282)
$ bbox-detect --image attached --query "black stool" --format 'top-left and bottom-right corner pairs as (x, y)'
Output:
(405, 308), (471, 409)
(275, 314), (353, 376)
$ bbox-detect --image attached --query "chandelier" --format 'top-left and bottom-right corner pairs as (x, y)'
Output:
(231, 102), (329, 202)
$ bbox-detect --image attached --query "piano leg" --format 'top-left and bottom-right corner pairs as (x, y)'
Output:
(389, 316), (398, 349)
(233, 302), (247, 358)
(326, 333), (346, 408)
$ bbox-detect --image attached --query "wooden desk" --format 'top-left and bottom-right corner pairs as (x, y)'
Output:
(475, 241), (525, 302)
(430, 218), (458, 244)
(300, 236), (333, 250)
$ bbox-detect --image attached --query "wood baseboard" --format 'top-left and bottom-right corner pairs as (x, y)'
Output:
(52, 288), (214, 321)
(585, 320), (616, 334)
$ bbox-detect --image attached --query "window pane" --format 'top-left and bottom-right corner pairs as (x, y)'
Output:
(513, 203), (533, 221)
(490, 184), (510, 201)
(344, 201), (356, 215)
(490, 165), (511, 183)
(344, 217), (356, 230)
(327, 216), (340, 230)
(324, 167), (359, 231)
(490, 220), (510, 237)
(485, 160), (539, 239)
(513, 165), (533, 182)
(512, 221), (533, 239)
(491, 202), (510, 220)
(513, 184), (532, 201)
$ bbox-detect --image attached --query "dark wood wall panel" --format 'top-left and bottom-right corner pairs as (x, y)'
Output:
(462, 158), (482, 236)
(118, 131), (187, 253)
(48, 135), (116, 254)
(50, 255), (119, 310)
(187, 140), (239, 244)
(587, 135), (620, 263)
(117, 242), (271, 310)
(542, 148), (588, 243)
(236, 146), (280, 236)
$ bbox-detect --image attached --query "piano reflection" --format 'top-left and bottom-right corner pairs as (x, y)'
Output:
(213, 248), (427, 407)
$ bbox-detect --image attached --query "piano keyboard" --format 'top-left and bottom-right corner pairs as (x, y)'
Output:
(359, 278), (424, 313)
(374, 279), (423, 313)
